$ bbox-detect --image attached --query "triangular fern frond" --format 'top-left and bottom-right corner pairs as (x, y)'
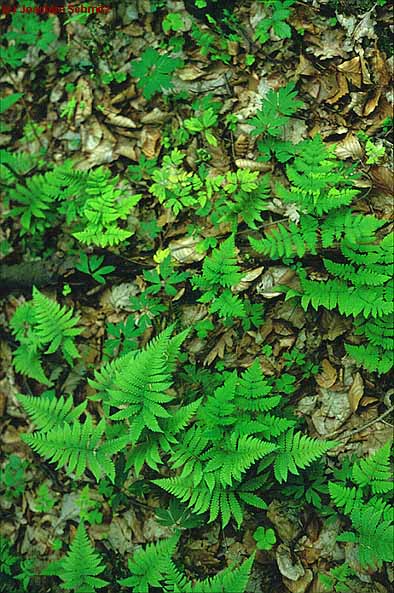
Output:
(351, 442), (392, 494)
(59, 523), (107, 593)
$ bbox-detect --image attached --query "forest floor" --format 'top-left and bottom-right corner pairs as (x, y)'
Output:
(0, 1), (393, 592)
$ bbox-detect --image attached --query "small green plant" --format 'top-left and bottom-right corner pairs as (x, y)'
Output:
(184, 108), (219, 146)
(364, 138), (386, 164)
(319, 562), (356, 593)
(130, 48), (183, 99)
(254, 0), (295, 45)
(10, 287), (82, 384)
(45, 523), (107, 593)
(34, 483), (56, 513)
(0, 454), (29, 500)
(253, 526), (276, 550)
(75, 253), (116, 285)
(248, 82), (303, 162)
(0, 92), (23, 115)
(77, 486), (103, 525)
(155, 499), (204, 530)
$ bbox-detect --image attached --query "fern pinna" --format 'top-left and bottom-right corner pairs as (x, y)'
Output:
(329, 442), (393, 569)
(249, 135), (393, 374)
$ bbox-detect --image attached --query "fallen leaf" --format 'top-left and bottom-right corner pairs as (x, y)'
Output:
(337, 56), (362, 88)
(316, 359), (337, 388)
(141, 127), (161, 158)
(348, 372), (364, 413)
(334, 133), (364, 160)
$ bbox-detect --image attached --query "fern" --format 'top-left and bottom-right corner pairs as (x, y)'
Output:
(31, 287), (82, 361)
(10, 288), (82, 384)
(73, 166), (141, 247)
(118, 535), (179, 593)
(209, 290), (246, 319)
(274, 429), (336, 483)
(59, 523), (107, 593)
(250, 215), (318, 260)
(351, 441), (392, 494)
(119, 535), (253, 593)
(16, 392), (87, 432)
(192, 236), (242, 298)
(329, 443), (394, 568)
(22, 415), (127, 483)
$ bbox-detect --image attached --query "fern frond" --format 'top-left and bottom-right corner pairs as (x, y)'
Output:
(345, 343), (393, 374)
(108, 327), (180, 442)
(237, 360), (281, 412)
(352, 442), (392, 494)
(350, 503), (394, 568)
(274, 430), (335, 483)
(249, 216), (318, 260)
(209, 290), (246, 319)
(22, 416), (127, 483)
(59, 523), (107, 593)
(328, 482), (363, 515)
(118, 535), (179, 593)
(12, 342), (50, 385)
(32, 287), (82, 361)
(17, 392), (87, 432)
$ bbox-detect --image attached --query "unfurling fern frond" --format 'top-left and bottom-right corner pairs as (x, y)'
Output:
(274, 430), (336, 483)
(22, 415), (127, 483)
(351, 442), (392, 494)
(16, 392), (87, 432)
(59, 523), (107, 593)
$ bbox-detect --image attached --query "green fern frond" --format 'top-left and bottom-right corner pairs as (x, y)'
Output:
(209, 290), (246, 319)
(274, 430), (335, 483)
(32, 287), (82, 361)
(12, 342), (50, 385)
(192, 236), (242, 294)
(22, 415), (127, 483)
(118, 535), (179, 593)
(59, 523), (107, 593)
(237, 360), (281, 412)
(249, 216), (318, 260)
(328, 482), (363, 515)
(17, 392), (87, 432)
(352, 442), (392, 494)
(345, 343), (393, 374)
(349, 503), (394, 568)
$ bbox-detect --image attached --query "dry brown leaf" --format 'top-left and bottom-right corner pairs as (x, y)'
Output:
(370, 166), (394, 196)
(233, 266), (264, 293)
(337, 56), (362, 87)
(74, 77), (92, 125)
(363, 89), (381, 116)
(348, 372), (364, 413)
(102, 109), (137, 129)
(327, 72), (349, 105)
(316, 359), (337, 388)
(360, 395), (379, 407)
(141, 128), (161, 158)
(235, 159), (271, 171)
(169, 235), (205, 263)
(334, 133), (364, 160)
(204, 331), (234, 366)
(177, 64), (206, 81)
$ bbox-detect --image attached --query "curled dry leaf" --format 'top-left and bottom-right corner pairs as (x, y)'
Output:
(233, 266), (264, 293)
(337, 56), (362, 88)
(348, 372), (364, 413)
(235, 159), (271, 171)
(326, 72), (349, 105)
(169, 235), (205, 263)
(101, 108), (137, 129)
(141, 127), (161, 158)
(276, 544), (305, 581)
(334, 133), (363, 160)
(370, 166), (394, 196)
(316, 359), (337, 389)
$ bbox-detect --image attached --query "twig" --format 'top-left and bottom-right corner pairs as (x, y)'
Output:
(328, 404), (394, 440)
